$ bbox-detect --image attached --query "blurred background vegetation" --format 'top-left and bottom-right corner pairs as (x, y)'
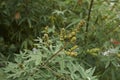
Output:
(0, 0), (120, 80)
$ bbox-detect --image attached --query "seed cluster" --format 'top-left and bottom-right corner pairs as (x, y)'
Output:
(60, 20), (85, 57)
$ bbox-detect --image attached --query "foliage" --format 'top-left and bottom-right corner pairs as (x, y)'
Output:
(2, 37), (98, 80)
(0, 0), (120, 80)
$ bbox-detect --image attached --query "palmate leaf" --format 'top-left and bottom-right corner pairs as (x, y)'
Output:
(25, 50), (43, 66)
(7, 70), (24, 79)
(4, 62), (17, 73)
(78, 65), (98, 80)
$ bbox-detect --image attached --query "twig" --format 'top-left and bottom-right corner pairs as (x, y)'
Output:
(85, 0), (94, 43)
(43, 43), (67, 66)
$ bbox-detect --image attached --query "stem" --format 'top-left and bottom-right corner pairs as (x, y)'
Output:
(43, 43), (67, 66)
(85, 0), (94, 43)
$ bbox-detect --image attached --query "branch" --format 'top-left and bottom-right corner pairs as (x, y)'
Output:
(85, 0), (94, 43)
(43, 43), (67, 66)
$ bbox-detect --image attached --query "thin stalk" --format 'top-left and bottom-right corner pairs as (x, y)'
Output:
(43, 42), (67, 66)
(85, 0), (94, 43)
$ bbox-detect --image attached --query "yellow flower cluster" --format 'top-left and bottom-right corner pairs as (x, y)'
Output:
(65, 45), (78, 57)
(59, 20), (86, 57)
(74, 20), (85, 32)
(43, 33), (49, 42)
(42, 26), (50, 46)
(69, 45), (78, 52)
(60, 20), (85, 42)
(45, 26), (48, 33)
(117, 54), (120, 58)
(60, 29), (78, 56)
(87, 48), (100, 56)
(65, 51), (78, 57)
(60, 29), (77, 44)
(60, 28), (66, 41)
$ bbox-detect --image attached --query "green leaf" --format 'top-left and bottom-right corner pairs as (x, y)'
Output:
(27, 18), (32, 28)
(0, 69), (6, 80)
(28, 77), (34, 80)
(105, 61), (110, 69)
